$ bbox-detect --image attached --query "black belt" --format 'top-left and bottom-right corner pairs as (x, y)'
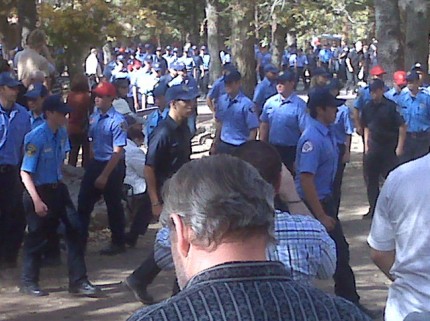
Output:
(407, 132), (429, 139)
(37, 182), (61, 190)
(0, 164), (17, 174)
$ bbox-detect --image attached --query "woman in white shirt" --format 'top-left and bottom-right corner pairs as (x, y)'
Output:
(123, 116), (152, 247)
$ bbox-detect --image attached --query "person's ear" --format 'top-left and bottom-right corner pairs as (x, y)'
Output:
(170, 214), (191, 258)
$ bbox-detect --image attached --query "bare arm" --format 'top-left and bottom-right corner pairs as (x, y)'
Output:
(342, 134), (352, 163)
(364, 127), (370, 154)
(248, 128), (257, 141)
(20, 170), (48, 217)
(278, 165), (311, 215)
(353, 108), (362, 136)
(206, 96), (215, 114)
(259, 122), (269, 142)
(370, 249), (395, 281)
(94, 146), (124, 189)
(396, 124), (407, 156)
(144, 165), (162, 217)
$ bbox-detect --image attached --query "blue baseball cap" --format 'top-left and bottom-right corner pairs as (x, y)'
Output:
(277, 71), (295, 83)
(166, 84), (199, 101)
(173, 62), (186, 71)
(406, 70), (420, 82)
(42, 94), (72, 113)
(307, 87), (345, 110)
(152, 84), (168, 97)
(264, 64), (279, 74)
(25, 83), (49, 99)
(224, 70), (242, 83)
(0, 72), (20, 87)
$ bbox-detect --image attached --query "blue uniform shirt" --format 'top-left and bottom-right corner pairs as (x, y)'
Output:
(257, 51), (272, 67)
(208, 77), (226, 103)
(253, 77), (277, 112)
(29, 111), (45, 130)
(318, 49), (332, 63)
(384, 87), (402, 105)
(260, 93), (308, 146)
(397, 89), (430, 133)
(295, 117), (338, 200)
(216, 92), (259, 146)
(202, 54), (211, 70)
(145, 107), (170, 142)
(332, 104), (354, 145)
(295, 55), (308, 68)
(21, 123), (70, 186)
(0, 103), (31, 165)
(89, 107), (127, 161)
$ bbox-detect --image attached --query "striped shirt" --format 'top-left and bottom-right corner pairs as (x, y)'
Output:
(267, 210), (337, 282)
(127, 261), (371, 321)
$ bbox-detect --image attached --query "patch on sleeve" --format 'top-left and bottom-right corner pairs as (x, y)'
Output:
(301, 141), (313, 153)
(120, 121), (128, 132)
(26, 143), (37, 156)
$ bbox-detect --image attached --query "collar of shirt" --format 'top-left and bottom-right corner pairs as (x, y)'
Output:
(227, 92), (242, 105)
(279, 92), (296, 105)
(29, 110), (44, 121)
(96, 106), (116, 119)
(0, 103), (20, 119)
(309, 117), (329, 136)
(183, 261), (288, 290)
(164, 115), (181, 130)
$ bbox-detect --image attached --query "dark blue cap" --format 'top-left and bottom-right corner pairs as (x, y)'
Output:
(277, 71), (295, 83)
(153, 63), (162, 71)
(264, 64), (279, 74)
(0, 72), (20, 87)
(25, 83), (49, 99)
(166, 84), (199, 101)
(173, 47), (178, 52)
(173, 62), (186, 71)
(166, 46), (172, 51)
(369, 78), (386, 92)
(406, 70), (420, 82)
(152, 84), (168, 97)
(307, 87), (345, 110)
(313, 67), (330, 77)
(42, 94), (72, 113)
(224, 70), (242, 83)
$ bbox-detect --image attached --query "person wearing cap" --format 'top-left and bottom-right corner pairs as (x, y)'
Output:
(327, 78), (354, 216)
(144, 84), (169, 143)
(178, 49), (195, 78)
(256, 43), (272, 82)
(295, 87), (367, 311)
(385, 71), (407, 104)
(309, 67), (331, 94)
(345, 41), (364, 94)
(212, 70), (259, 155)
(20, 94), (99, 297)
(85, 48), (102, 88)
(25, 83), (49, 129)
(158, 64), (178, 90)
(318, 43), (333, 71)
(206, 63), (235, 113)
(361, 78), (406, 219)
(192, 46), (204, 83)
(153, 47), (168, 75)
(397, 70), (430, 164)
(132, 56), (156, 110)
(0, 72), (31, 269)
(123, 85), (199, 303)
(113, 78), (141, 120)
(253, 64), (279, 115)
(259, 71), (307, 174)
(162, 46), (174, 66)
(168, 62), (198, 92)
(77, 81), (128, 256)
(293, 48), (309, 89)
(199, 45), (211, 98)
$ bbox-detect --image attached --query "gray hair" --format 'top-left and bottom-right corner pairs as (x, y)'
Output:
(161, 155), (275, 248)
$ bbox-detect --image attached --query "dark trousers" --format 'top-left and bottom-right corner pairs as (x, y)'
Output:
(345, 70), (358, 92)
(21, 183), (87, 286)
(199, 72), (209, 97)
(68, 132), (90, 168)
(0, 166), (25, 265)
(400, 133), (430, 165)
(131, 249), (161, 288)
(333, 144), (346, 216)
(78, 159), (126, 247)
(216, 140), (241, 155)
(295, 67), (305, 89)
(321, 196), (360, 303)
(364, 147), (398, 216)
(273, 145), (296, 175)
(127, 192), (153, 241)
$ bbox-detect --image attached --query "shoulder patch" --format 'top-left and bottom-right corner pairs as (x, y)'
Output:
(301, 141), (313, 153)
(26, 143), (37, 156)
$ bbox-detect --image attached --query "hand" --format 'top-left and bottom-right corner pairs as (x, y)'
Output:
(34, 199), (48, 217)
(319, 214), (337, 232)
(342, 151), (351, 164)
(396, 146), (404, 157)
(134, 102), (140, 110)
(94, 174), (108, 190)
(152, 203), (163, 218)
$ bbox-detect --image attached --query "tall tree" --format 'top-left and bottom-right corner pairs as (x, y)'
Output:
(271, 12), (287, 69)
(374, 0), (404, 77)
(230, 0), (256, 98)
(206, 0), (222, 83)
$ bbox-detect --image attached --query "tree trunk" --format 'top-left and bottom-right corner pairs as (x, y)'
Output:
(271, 17), (286, 69)
(374, 0), (404, 78)
(231, 0), (256, 98)
(17, 0), (37, 47)
(402, 0), (429, 73)
(205, 0), (222, 84)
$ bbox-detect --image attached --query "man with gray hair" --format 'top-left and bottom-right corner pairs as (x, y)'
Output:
(127, 155), (371, 321)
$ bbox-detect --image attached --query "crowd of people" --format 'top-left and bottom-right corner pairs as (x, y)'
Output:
(0, 28), (430, 321)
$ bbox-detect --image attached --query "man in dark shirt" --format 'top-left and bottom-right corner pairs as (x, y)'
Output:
(345, 41), (364, 93)
(361, 79), (406, 218)
(127, 155), (371, 321)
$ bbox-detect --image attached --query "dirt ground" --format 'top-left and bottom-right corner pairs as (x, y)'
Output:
(0, 99), (391, 321)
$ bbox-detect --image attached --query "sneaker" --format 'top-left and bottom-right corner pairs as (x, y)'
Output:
(100, 243), (126, 256)
(20, 284), (49, 297)
(124, 275), (154, 305)
(69, 280), (101, 297)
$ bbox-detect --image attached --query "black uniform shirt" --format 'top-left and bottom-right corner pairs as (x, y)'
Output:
(361, 97), (405, 149)
(146, 115), (192, 191)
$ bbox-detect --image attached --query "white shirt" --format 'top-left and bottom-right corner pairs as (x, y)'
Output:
(368, 154), (430, 321)
(85, 53), (101, 76)
(124, 139), (146, 195)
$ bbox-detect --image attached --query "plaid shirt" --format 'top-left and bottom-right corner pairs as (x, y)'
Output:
(267, 210), (336, 282)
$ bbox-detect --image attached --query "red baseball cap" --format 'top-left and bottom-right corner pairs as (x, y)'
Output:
(93, 82), (116, 97)
(393, 71), (407, 86)
(370, 65), (386, 76)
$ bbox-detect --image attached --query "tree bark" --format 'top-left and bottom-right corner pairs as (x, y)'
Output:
(271, 13), (286, 69)
(230, 0), (256, 98)
(374, 0), (404, 78)
(205, 0), (222, 84)
(17, 0), (37, 47)
(402, 0), (429, 73)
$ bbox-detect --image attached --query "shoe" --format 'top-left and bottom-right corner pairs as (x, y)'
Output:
(125, 233), (138, 248)
(355, 303), (383, 319)
(20, 284), (49, 297)
(69, 280), (101, 297)
(100, 244), (126, 256)
(124, 275), (154, 305)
